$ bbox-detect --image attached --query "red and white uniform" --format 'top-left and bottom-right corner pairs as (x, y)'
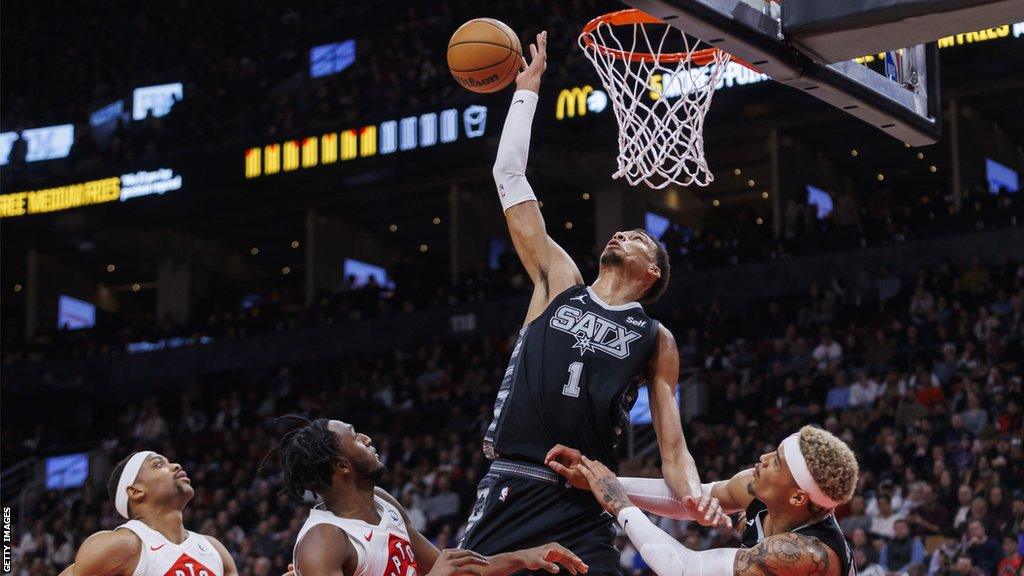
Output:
(294, 495), (420, 576)
(115, 520), (224, 576)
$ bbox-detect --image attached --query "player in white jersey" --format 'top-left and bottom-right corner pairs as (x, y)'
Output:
(270, 416), (590, 576)
(57, 451), (238, 576)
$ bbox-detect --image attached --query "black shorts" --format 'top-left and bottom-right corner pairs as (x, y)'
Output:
(459, 459), (621, 576)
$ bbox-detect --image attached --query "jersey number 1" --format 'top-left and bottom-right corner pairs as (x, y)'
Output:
(562, 362), (583, 398)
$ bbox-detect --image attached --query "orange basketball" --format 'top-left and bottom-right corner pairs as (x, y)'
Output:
(447, 18), (522, 94)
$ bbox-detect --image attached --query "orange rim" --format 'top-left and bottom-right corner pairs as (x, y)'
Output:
(581, 8), (758, 70)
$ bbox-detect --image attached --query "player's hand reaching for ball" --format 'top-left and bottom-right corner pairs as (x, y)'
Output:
(429, 549), (492, 576)
(516, 31), (548, 94)
(518, 543), (589, 575)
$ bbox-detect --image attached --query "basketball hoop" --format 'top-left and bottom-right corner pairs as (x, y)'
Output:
(579, 9), (760, 189)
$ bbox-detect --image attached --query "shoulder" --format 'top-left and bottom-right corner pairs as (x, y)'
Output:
(200, 534), (239, 574)
(656, 324), (675, 346)
(374, 487), (411, 522)
(649, 325), (677, 365)
(296, 523), (353, 570)
(735, 531), (840, 576)
(74, 530), (141, 574)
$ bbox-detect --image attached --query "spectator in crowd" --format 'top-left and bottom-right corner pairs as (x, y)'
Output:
(965, 521), (1003, 576)
(995, 534), (1021, 576)
(872, 494), (905, 539)
(881, 519), (926, 575)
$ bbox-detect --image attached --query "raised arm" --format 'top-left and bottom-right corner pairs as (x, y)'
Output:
(647, 326), (701, 500)
(493, 31), (582, 324)
(72, 530), (141, 576)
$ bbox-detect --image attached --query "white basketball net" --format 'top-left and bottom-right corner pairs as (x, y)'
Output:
(580, 18), (732, 189)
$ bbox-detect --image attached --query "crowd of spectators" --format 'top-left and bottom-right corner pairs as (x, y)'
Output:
(5, 247), (1021, 575)
(4, 176), (1021, 366)
(1, 0), (611, 188)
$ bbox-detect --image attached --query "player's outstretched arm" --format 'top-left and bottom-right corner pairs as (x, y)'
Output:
(493, 31), (582, 324)
(72, 530), (141, 576)
(647, 326), (704, 502)
(574, 458), (839, 576)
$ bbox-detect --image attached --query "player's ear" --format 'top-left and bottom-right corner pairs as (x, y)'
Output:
(648, 264), (661, 278)
(128, 485), (145, 506)
(790, 490), (809, 508)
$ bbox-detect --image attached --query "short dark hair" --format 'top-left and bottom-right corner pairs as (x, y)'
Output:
(107, 454), (134, 517)
(264, 415), (343, 500)
(632, 229), (671, 303)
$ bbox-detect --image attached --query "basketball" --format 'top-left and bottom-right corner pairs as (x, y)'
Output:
(447, 18), (522, 93)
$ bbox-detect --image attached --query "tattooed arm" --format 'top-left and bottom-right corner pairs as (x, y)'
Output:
(576, 457), (839, 576)
(734, 532), (839, 576)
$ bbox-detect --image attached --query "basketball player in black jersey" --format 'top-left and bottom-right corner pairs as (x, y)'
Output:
(548, 426), (859, 576)
(459, 31), (727, 576)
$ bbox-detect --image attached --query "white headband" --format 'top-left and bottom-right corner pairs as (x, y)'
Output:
(780, 434), (840, 509)
(115, 451), (155, 519)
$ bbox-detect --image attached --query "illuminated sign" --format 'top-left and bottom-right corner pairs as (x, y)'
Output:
(311, 40), (356, 78)
(0, 132), (18, 166)
(649, 62), (769, 100)
(0, 167), (182, 218)
(556, 85), (608, 119)
(244, 105), (487, 178)
(90, 100), (125, 127)
(133, 82), (183, 120)
(120, 168), (182, 200)
(856, 21), (1024, 63)
(12, 124), (75, 162)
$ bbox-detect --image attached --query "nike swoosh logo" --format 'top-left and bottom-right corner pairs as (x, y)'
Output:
(150, 544), (165, 550)
(364, 531), (374, 541)
(746, 519), (756, 526)
(513, 99), (525, 105)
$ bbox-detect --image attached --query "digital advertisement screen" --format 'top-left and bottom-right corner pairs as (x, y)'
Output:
(22, 124), (75, 162)
(629, 386), (682, 425)
(46, 453), (89, 490)
(58, 295), (96, 330)
(986, 158), (1019, 194)
(644, 211), (671, 240)
(489, 237), (508, 270)
(343, 258), (392, 288)
(133, 82), (183, 120)
(90, 100), (125, 127)
(310, 39), (356, 79)
(807, 185), (834, 219)
(0, 132), (18, 165)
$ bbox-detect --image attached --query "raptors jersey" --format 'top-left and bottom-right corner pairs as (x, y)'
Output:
(114, 520), (223, 576)
(740, 498), (855, 576)
(294, 494), (419, 576)
(484, 284), (660, 470)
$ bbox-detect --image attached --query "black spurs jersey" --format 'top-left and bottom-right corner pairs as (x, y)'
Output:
(483, 284), (660, 469)
(741, 498), (855, 576)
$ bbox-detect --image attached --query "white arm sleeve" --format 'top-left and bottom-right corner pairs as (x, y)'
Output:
(493, 89), (539, 212)
(618, 507), (738, 576)
(621, 478), (719, 520)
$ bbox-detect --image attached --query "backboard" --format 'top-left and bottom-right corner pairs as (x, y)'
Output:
(622, 0), (944, 145)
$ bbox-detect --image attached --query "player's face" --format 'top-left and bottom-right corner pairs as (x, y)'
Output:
(600, 230), (660, 281)
(328, 420), (386, 482)
(749, 449), (800, 507)
(135, 453), (195, 508)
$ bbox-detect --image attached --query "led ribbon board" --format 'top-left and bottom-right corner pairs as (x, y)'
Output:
(244, 105), (488, 178)
(0, 167), (183, 218)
